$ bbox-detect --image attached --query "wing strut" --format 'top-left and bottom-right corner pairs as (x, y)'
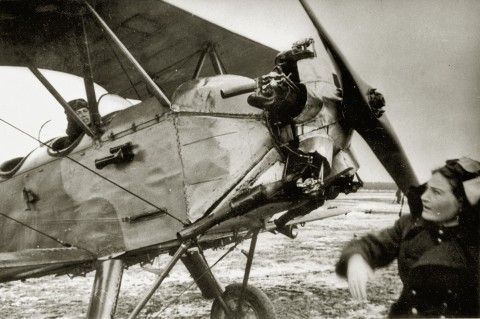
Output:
(76, 13), (101, 132)
(193, 46), (209, 79)
(83, 1), (171, 107)
(193, 43), (228, 79)
(27, 66), (96, 137)
(209, 43), (227, 75)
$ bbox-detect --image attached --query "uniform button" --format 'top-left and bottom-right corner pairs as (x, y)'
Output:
(411, 307), (418, 315)
(447, 289), (452, 294)
(438, 229), (444, 235)
(411, 290), (417, 296)
(442, 302), (448, 309)
(437, 238), (442, 243)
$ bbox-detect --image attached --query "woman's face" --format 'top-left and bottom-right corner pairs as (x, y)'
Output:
(421, 172), (460, 223)
(75, 107), (91, 126)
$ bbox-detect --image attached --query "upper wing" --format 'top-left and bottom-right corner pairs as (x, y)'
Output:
(0, 0), (277, 99)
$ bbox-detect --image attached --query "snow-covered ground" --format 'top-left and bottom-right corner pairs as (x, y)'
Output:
(0, 190), (404, 318)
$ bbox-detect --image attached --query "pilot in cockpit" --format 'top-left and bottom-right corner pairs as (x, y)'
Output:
(65, 98), (91, 146)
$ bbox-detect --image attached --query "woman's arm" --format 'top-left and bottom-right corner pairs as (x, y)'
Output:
(335, 215), (410, 300)
(336, 215), (410, 276)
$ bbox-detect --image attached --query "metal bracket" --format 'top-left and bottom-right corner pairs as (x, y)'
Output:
(95, 142), (134, 169)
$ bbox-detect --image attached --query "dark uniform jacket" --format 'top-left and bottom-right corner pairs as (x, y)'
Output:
(335, 187), (479, 318)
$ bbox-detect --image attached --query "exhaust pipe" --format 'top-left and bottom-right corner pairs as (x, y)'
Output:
(178, 181), (284, 240)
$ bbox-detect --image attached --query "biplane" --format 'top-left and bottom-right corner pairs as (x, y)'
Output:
(0, 1), (418, 318)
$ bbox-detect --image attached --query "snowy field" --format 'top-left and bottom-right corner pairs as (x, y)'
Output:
(0, 190), (405, 318)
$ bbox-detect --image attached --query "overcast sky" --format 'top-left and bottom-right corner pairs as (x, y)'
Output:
(1, 0), (479, 183)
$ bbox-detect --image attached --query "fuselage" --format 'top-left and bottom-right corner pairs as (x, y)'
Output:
(0, 73), (354, 282)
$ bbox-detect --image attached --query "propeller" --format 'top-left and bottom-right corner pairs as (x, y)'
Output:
(298, 0), (419, 193)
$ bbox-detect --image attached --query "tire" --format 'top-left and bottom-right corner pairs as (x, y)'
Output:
(210, 283), (276, 319)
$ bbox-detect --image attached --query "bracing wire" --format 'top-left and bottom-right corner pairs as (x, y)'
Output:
(0, 117), (188, 226)
(154, 49), (202, 84)
(119, 49), (202, 96)
(0, 210), (95, 256)
(104, 33), (143, 100)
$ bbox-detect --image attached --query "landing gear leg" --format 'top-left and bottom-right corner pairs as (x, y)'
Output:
(210, 229), (276, 319)
(181, 249), (224, 299)
(239, 229), (259, 309)
(87, 259), (124, 319)
(181, 249), (232, 316)
(128, 242), (191, 319)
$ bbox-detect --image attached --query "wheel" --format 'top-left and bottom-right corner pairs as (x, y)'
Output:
(210, 283), (276, 319)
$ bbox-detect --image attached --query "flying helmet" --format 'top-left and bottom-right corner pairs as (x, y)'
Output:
(435, 157), (480, 207)
(433, 157), (480, 239)
(67, 98), (88, 112)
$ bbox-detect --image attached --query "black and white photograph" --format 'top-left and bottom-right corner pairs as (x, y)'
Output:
(0, 1), (479, 318)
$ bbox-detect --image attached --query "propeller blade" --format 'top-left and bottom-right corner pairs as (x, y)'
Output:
(299, 0), (419, 192)
(355, 115), (419, 193)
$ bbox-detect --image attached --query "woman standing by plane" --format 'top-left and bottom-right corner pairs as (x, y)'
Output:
(336, 157), (480, 317)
